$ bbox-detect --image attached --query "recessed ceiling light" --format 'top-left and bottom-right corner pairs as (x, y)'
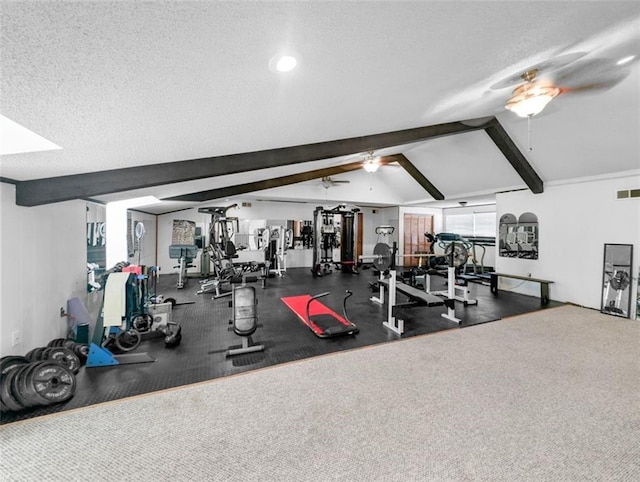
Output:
(617, 55), (636, 66)
(276, 55), (296, 72)
(269, 53), (299, 73)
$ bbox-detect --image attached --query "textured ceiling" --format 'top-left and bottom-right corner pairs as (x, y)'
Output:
(1, 1), (639, 213)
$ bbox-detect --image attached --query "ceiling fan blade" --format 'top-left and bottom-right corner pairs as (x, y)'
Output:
(553, 57), (631, 92)
(561, 76), (630, 97)
(489, 52), (587, 91)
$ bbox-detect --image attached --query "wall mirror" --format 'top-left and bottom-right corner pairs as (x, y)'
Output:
(498, 212), (538, 259)
(498, 213), (518, 258)
(601, 243), (633, 318)
(86, 203), (106, 292)
(516, 212), (538, 259)
(233, 219), (313, 250)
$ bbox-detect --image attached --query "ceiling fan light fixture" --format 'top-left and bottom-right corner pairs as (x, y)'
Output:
(505, 70), (560, 117)
(505, 83), (560, 117)
(362, 154), (380, 173)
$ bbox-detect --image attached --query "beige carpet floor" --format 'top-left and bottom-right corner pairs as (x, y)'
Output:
(1, 305), (638, 481)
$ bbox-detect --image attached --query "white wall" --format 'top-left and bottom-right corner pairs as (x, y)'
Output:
(360, 206), (399, 256)
(0, 184), (98, 356)
(496, 174), (640, 311)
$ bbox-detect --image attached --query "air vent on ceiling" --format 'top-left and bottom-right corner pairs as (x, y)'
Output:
(616, 188), (640, 199)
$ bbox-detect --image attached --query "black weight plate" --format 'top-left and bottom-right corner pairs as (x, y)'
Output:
(11, 363), (37, 409)
(47, 338), (66, 347)
(18, 362), (49, 408)
(28, 361), (76, 405)
(0, 356), (31, 376)
(132, 314), (151, 331)
(44, 347), (81, 374)
(115, 329), (141, 352)
(74, 344), (89, 364)
(0, 369), (25, 413)
(18, 362), (48, 407)
(24, 348), (39, 361)
(373, 242), (393, 271)
(29, 347), (47, 362)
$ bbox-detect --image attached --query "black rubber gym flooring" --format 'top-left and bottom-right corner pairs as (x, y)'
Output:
(0, 267), (562, 424)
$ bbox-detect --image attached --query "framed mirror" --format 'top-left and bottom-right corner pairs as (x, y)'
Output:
(498, 213), (518, 257)
(601, 243), (633, 318)
(517, 212), (538, 259)
(86, 203), (106, 292)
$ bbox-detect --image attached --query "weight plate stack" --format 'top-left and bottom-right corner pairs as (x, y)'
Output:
(24, 361), (76, 406)
(1, 369), (27, 412)
(25, 346), (47, 362)
(42, 347), (81, 374)
(64, 340), (89, 365)
(47, 338), (67, 348)
(1, 360), (77, 413)
(0, 356), (31, 376)
(0, 356), (31, 412)
(10, 363), (38, 410)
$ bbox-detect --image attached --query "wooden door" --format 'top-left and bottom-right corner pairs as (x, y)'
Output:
(403, 213), (433, 267)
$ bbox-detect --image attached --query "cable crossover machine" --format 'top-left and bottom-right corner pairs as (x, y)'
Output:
(311, 204), (360, 277)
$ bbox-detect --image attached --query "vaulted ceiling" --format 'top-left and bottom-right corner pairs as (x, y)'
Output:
(1, 2), (639, 214)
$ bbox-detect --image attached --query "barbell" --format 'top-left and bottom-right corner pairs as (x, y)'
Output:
(359, 242), (470, 271)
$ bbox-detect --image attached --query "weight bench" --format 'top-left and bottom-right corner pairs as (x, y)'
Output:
(227, 284), (264, 356)
(489, 272), (554, 305)
(377, 279), (445, 308)
(281, 291), (358, 338)
(372, 270), (453, 335)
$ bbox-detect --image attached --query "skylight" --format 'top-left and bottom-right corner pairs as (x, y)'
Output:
(0, 115), (62, 155)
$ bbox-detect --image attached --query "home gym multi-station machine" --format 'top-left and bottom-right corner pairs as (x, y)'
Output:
(195, 204), (269, 298)
(311, 204), (360, 277)
(192, 204), (278, 356)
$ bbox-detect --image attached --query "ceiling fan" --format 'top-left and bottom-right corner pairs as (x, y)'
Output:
(356, 151), (402, 173)
(495, 52), (635, 118)
(320, 176), (350, 189)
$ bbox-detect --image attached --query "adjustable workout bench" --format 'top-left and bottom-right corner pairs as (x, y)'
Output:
(281, 291), (358, 338)
(227, 284), (264, 356)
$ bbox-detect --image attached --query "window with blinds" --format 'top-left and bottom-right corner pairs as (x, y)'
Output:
(445, 212), (496, 237)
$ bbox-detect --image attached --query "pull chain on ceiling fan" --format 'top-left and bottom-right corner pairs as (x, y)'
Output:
(505, 69), (561, 151)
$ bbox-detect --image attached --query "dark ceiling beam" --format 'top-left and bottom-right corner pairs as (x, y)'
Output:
(483, 118), (544, 194)
(163, 159), (381, 202)
(393, 154), (445, 201)
(15, 117), (494, 206)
